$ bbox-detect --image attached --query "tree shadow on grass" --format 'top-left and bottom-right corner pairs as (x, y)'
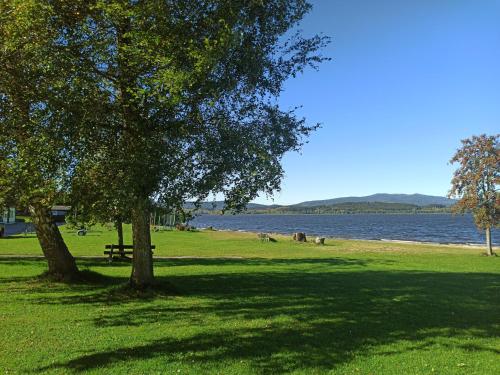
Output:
(0, 235), (38, 240)
(32, 262), (500, 374)
(76, 256), (386, 271)
(0, 259), (48, 267)
(155, 256), (395, 267)
(0, 259), (127, 296)
(5, 257), (374, 306)
(0, 255), (388, 273)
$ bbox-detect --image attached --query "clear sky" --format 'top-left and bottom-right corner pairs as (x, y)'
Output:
(253, 0), (500, 205)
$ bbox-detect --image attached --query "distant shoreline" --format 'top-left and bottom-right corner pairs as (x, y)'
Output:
(199, 228), (496, 249)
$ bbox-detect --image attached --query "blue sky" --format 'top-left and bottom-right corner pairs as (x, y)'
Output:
(254, 0), (500, 205)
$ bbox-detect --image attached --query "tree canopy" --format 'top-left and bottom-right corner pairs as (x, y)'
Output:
(0, 0), (329, 285)
(63, 0), (329, 286)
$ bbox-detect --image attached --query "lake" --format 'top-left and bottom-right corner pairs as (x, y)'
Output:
(190, 214), (499, 245)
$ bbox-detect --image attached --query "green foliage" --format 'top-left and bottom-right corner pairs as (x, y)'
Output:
(0, 0), (106, 211)
(449, 134), (499, 230)
(1, 1), (329, 283)
(67, 0), (329, 217)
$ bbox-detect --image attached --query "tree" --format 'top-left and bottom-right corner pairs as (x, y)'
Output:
(449, 134), (499, 255)
(68, 160), (131, 247)
(0, 1), (105, 279)
(68, 0), (329, 287)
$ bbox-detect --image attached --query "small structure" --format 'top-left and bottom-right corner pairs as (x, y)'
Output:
(1, 207), (16, 224)
(51, 206), (71, 222)
(293, 232), (307, 242)
(0, 208), (16, 237)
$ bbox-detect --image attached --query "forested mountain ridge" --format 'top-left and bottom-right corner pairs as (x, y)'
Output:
(292, 193), (456, 207)
(245, 202), (451, 214)
(185, 194), (456, 214)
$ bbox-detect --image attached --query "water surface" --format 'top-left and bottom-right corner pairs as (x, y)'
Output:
(191, 214), (498, 245)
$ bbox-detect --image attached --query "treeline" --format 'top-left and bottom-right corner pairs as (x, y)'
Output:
(196, 202), (452, 215)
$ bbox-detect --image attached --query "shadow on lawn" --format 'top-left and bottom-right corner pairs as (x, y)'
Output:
(0, 235), (38, 240)
(0, 259), (126, 295)
(28, 258), (500, 374)
(3, 257), (375, 304)
(78, 256), (383, 268)
(156, 256), (396, 267)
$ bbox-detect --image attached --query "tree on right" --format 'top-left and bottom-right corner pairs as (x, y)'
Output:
(449, 134), (499, 255)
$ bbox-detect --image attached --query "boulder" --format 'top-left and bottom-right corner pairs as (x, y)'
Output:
(293, 232), (307, 242)
(315, 237), (325, 245)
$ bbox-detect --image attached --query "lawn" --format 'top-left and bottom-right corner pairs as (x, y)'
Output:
(0, 227), (499, 374)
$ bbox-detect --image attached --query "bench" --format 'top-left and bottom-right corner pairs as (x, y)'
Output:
(104, 244), (156, 262)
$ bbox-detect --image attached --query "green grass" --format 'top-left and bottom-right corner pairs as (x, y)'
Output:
(0, 226), (499, 374)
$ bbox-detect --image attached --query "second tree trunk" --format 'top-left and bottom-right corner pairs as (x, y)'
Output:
(130, 200), (154, 287)
(116, 220), (124, 247)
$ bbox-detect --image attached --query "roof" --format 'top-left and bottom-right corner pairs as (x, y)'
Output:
(51, 206), (71, 211)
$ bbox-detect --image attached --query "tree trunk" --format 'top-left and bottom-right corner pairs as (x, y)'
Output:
(130, 199), (154, 288)
(29, 204), (79, 280)
(116, 220), (124, 247)
(485, 227), (493, 256)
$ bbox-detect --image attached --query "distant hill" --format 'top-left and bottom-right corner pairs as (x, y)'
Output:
(250, 201), (452, 215)
(292, 194), (456, 208)
(185, 194), (456, 213)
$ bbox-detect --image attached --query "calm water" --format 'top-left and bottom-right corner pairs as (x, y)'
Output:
(191, 214), (499, 245)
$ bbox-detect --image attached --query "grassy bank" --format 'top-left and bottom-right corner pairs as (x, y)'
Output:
(0, 227), (499, 374)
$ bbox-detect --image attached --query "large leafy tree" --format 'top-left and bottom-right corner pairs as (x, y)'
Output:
(67, 0), (329, 287)
(449, 134), (499, 255)
(0, 0), (103, 279)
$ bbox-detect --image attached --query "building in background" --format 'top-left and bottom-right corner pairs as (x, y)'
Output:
(0, 207), (16, 237)
(1, 207), (16, 224)
(51, 206), (71, 222)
